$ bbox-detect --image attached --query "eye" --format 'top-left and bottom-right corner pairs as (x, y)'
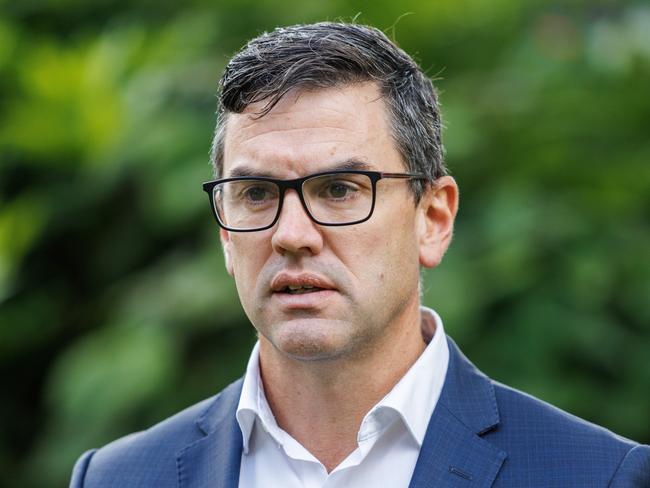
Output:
(244, 186), (270, 202)
(234, 181), (279, 205)
(305, 173), (370, 204)
(318, 179), (361, 200)
(326, 182), (356, 199)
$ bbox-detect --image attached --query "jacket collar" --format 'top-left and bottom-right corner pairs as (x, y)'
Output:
(176, 379), (244, 488)
(176, 336), (507, 488)
(408, 337), (507, 488)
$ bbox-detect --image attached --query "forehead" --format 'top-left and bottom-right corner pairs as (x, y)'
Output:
(221, 83), (402, 176)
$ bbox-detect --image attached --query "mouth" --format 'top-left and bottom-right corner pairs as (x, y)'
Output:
(270, 272), (337, 299)
(280, 284), (325, 295)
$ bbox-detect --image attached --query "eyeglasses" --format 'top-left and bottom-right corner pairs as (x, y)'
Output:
(202, 170), (427, 232)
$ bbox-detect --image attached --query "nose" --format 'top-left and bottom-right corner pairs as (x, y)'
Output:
(271, 190), (324, 256)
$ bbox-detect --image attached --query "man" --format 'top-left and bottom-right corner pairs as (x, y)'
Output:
(70, 22), (650, 487)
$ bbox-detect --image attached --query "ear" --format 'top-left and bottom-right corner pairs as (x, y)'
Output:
(417, 176), (459, 268)
(220, 228), (234, 276)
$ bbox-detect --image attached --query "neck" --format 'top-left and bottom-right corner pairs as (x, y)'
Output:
(258, 301), (426, 472)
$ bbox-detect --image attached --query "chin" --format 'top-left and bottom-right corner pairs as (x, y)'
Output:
(269, 318), (354, 362)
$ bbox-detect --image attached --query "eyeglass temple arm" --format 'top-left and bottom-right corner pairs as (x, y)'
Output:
(379, 172), (428, 179)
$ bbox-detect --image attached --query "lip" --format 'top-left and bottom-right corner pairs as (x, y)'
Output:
(270, 272), (336, 293)
(270, 272), (338, 310)
(271, 288), (338, 309)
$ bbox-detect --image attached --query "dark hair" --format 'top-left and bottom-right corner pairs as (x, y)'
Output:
(211, 22), (447, 201)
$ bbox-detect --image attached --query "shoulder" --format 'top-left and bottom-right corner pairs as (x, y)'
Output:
(70, 379), (243, 487)
(487, 380), (650, 485)
(491, 379), (637, 451)
(442, 337), (649, 485)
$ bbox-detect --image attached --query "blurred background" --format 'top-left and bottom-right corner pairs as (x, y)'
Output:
(1, 0), (649, 486)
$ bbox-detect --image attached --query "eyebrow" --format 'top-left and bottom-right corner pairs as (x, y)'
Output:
(227, 159), (372, 178)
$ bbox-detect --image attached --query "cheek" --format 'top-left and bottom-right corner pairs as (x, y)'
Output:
(229, 236), (268, 283)
(335, 221), (416, 283)
(379, 214), (420, 280)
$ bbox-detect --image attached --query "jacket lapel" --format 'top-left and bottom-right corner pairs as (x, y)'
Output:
(175, 338), (507, 488)
(177, 380), (244, 488)
(409, 338), (507, 488)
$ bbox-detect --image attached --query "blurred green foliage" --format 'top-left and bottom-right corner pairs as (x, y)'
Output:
(1, 1), (649, 486)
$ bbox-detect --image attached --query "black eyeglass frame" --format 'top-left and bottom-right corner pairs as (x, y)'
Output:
(202, 170), (428, 232)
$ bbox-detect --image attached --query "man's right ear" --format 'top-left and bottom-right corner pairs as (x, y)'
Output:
(219, 228), (234, 276)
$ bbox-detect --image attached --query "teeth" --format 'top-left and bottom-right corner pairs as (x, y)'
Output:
(287, 284), (314, 291)
(284, 284), (318, 294)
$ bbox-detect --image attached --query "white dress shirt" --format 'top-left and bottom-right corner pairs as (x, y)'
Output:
(236, 307), (449, 488)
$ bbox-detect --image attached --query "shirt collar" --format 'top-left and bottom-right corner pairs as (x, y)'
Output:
(235, 307), (449, 452)
(360, 307), (448, 446)
(236, 341), (262, 454)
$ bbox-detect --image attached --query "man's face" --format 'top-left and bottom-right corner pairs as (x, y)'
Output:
(220, 83), (447, 362)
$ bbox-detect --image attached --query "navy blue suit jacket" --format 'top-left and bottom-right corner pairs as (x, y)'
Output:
(70, 338), (650, 487)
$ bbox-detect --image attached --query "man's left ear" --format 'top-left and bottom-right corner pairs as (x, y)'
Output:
(417, 176), (459, 268)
